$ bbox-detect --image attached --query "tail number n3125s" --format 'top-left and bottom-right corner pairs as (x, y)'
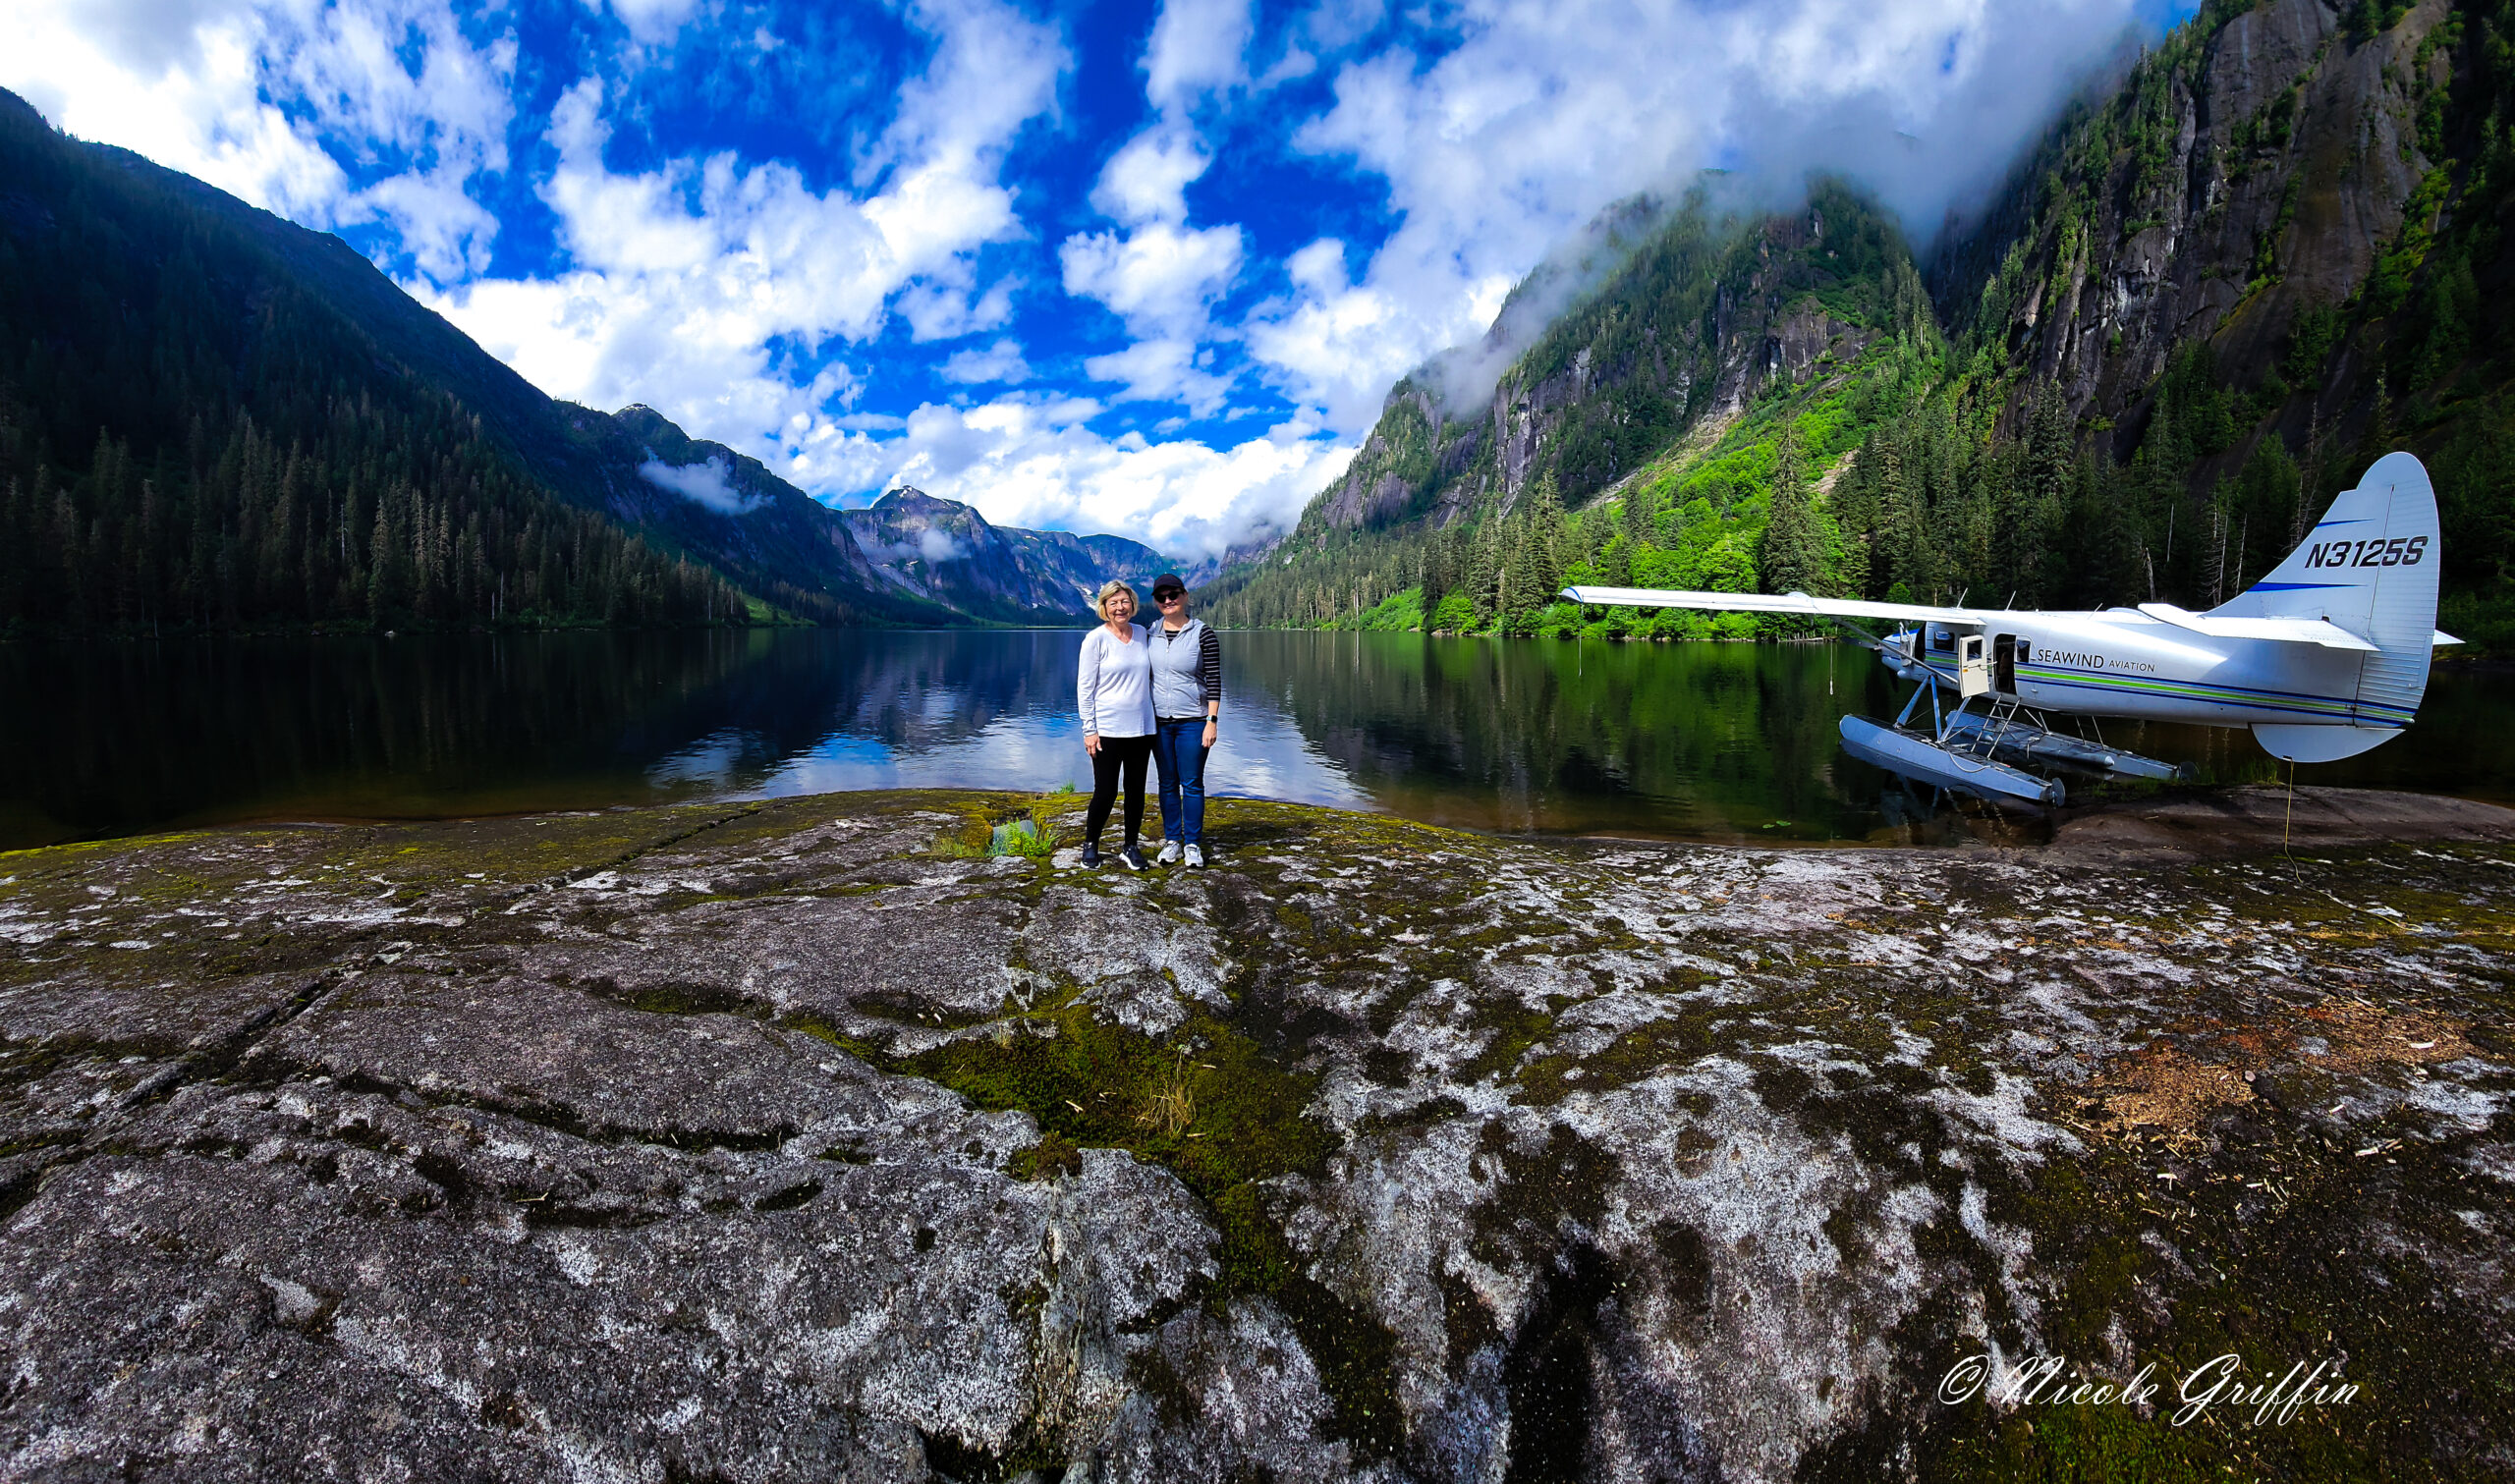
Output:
(2303, 535), (2427, 570)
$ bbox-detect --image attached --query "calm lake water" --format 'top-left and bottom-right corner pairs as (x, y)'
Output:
(2, 629), (2509, 852)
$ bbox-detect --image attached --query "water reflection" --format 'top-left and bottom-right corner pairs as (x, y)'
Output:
(0, 629), (2505, 852)
(638, 630), (1370, 809)
(1231, 632), (1910, 838)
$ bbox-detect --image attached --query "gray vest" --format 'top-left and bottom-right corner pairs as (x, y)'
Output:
(1148, 618), (1210, 719)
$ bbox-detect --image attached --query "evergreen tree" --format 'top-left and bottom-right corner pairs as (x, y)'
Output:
(1996, 385), (2068, 606)
(1464, 518), (1500, 623)
(1758, 428), (1826, 599)
(1521, 471), (1568, 605)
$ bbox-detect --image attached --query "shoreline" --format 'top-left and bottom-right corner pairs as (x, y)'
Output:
(13, 779), (2515, 862)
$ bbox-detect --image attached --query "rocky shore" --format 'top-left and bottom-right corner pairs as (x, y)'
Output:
(1, 789), (2510, 1481)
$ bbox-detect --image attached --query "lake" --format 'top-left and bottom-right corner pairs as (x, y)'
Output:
(2, 629), (2508, 852)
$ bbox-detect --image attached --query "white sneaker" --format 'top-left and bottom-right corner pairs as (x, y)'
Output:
(1156, 841), (1183, 866)
(1184, 844), (1204, 869)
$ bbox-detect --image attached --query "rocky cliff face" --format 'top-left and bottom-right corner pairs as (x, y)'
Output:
(839, 489), (1170, 623)
(1937, 0), (2451, 458)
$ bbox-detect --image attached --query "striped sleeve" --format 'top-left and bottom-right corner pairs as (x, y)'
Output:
(1199, 625), (1221, 708)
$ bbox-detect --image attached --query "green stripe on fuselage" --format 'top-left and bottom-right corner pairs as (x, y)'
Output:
(2009, 663), (2404, 722)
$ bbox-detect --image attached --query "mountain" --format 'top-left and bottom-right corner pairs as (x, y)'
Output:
(1202, 179), (1938, 630)
(578, 404), (1171, 626)
(834, 486), (1168, 623)
(1213, 0), (2514, 653)
(0, 89), (1171, 633)
(0, 88), (742, 632)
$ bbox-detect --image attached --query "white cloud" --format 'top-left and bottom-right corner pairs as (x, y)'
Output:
(363, 167), (504, 282)
(917, 528), (967, 562)
(639, 455), (762, 515)
(1081, 339), (1232, 414)
(596, 0), (702, 46)
(1144, 0), (1255, 110)
(1090, 123), (1210, 227)
(425, 0), (1066, 467)
(939, 339), (1032, 385)
(1058, 101), (1239, 413)
(866, 0), (1073, 189)
(1060, 220), (1244, 336)
(0, 0), (516, 283)
(866, 396), (1352, 559)
(899, 277), (1018, 343)
(1244, 0), (2155, 434)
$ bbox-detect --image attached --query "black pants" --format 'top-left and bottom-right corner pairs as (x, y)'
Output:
(1086, 734), (1153, 847)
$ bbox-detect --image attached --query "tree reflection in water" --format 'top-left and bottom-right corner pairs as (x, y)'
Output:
(1, 631), (2504, 851)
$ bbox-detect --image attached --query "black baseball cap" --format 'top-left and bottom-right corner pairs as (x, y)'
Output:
(1150, 573), (1187, 597)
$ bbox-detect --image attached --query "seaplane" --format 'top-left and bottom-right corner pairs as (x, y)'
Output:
(1563, 451), (2462, 806)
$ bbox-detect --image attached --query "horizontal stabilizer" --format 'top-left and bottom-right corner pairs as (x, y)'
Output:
(2435, 630), (2463, 645)
(1561, 586), (1978, 623)
(2253, 723), (2401, 762)
(2134, 602), (2377, 651)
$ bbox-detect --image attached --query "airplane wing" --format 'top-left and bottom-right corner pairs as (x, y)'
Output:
(2133, 603), (2377, 652)
(1560, 586), (1981, 623)
(1563, 587), (2432, 651)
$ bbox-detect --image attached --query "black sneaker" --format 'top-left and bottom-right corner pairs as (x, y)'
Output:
(1119, 844), (1147, 871)
(1079, 843), (1101, 868)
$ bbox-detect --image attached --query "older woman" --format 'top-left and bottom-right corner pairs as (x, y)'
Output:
(1076, 578), (1154, 869)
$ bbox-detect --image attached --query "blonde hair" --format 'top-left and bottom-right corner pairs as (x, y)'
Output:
(1094, 579), (1140, 618)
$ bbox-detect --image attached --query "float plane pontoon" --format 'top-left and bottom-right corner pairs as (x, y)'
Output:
(1564, 451), (2462, 806)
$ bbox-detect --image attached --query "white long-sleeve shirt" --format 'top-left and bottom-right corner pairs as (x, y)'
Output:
(1077, 623), (1155, 737)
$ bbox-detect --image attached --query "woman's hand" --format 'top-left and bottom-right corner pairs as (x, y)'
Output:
(1085, 732), (1101, 756)
(1202, 719), (1217, 749)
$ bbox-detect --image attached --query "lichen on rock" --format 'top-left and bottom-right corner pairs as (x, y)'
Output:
(0, 787), (2510, 1480)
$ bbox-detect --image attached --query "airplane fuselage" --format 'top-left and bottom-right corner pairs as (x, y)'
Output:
(1888, 610), (2411, 733)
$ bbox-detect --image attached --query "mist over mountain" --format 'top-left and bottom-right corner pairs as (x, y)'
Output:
(1209, 0), (2515, 655)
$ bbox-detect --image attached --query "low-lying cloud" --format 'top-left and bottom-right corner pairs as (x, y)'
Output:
(638, 456), (761, 515)
(1250, 0), (2169, 437)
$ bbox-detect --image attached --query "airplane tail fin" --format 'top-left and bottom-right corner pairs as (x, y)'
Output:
(2213, 451), (2439, 762)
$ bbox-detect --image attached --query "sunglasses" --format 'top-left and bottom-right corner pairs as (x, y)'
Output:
(1154, 590), (1186, 601)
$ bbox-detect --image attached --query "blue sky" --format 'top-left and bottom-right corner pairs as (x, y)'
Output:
(7, 0), (2196, 557)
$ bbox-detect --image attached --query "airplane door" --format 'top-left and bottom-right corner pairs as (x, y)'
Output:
(1955, 634), (1991, 697)
(1993, 633), (2017, 694)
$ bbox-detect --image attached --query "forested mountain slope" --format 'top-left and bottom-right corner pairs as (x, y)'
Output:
(0, 89), (743, 631)
(0, 90), (1170, 632)
(1211, 0), (2515, 651)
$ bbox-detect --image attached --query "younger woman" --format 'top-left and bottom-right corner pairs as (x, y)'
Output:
(1146, 574), (1220, 868)
(1075, 579), (1154, 869)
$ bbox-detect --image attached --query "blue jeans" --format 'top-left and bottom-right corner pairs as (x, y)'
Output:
(1151, 718), (1209, 845)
